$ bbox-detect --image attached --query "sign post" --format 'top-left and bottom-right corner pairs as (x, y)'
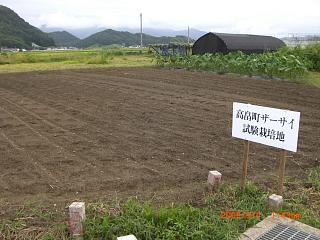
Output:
(278, 149), (287, 195)
(241, 140), (250, 189)
(232, 102), (300, 192)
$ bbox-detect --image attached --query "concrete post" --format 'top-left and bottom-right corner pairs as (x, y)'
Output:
(268, 194), (283, 210)
(207, 170), (222, 190)
(69, 202), (86, 239)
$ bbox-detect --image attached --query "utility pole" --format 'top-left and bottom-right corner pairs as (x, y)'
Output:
(188, 26), (190, 44)
(140, 13), (143, 48)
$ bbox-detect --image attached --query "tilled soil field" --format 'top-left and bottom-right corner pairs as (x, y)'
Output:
(0, 68), (319, 211)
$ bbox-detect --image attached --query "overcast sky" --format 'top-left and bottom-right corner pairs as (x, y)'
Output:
(1, 0), (319, 36)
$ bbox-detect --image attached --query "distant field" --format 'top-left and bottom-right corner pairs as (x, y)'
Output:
(0, 48), (319, 88)
(0, 48), (153, 73)
(0, 55), (153, 73)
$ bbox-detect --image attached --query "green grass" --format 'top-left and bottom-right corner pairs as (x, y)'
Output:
(308, 166), (320, 191)
(290, 72), (320, 87)
(305, 72), (320, 87)
(84, 183), (266, 240)
(1, 167), (319, 240)
(0, 55), (153, 73)
(0, 48), (153, 73)
(0, 48), (146, 64)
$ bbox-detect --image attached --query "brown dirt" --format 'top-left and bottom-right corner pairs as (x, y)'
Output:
(0, 67), (319, 216)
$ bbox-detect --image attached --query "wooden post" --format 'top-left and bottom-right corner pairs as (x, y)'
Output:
(241, 140), (250, 189)
(278, 149), (287, 195)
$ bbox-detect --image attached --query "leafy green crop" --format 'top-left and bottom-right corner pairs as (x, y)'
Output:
(154, 51), (309, 80)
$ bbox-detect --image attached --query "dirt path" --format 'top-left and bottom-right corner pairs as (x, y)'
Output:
(0, 68), (319, 213)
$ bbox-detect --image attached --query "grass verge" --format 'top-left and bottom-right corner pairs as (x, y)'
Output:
(305, 72), (320, 87)
(289, 71), (320, 87)
(1, 167), (319, 240)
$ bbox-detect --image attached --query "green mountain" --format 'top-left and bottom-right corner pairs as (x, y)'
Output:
(0, 5), (190, 49)
(77, 29), (190, 48)
(48, 31), (80, 47)
(0, 5), (54, 49)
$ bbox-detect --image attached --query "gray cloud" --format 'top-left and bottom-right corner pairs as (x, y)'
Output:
(0, 0), (319, 36)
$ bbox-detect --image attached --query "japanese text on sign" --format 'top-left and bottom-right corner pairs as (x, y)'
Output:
(232, 102), (300, 152)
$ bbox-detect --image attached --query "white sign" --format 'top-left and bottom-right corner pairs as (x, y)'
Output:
(232, 102), (300, 152)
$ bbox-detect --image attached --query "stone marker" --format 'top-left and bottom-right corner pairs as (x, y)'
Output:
(268, 194), (283, 210)
(117, 235), (138, 240)
(207, 170), (222, 190)
(69, 202), (85, 238)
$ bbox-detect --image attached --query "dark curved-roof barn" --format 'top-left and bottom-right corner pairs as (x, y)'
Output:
(192, 32), (286, 55)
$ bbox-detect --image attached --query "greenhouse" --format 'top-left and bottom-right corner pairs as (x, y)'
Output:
(192, 32), (285, 55)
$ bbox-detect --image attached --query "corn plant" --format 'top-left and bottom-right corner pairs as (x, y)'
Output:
(154, 51), (308, 80)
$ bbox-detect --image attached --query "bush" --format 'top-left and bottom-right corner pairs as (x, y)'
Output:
(279, 44), (320, 71)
